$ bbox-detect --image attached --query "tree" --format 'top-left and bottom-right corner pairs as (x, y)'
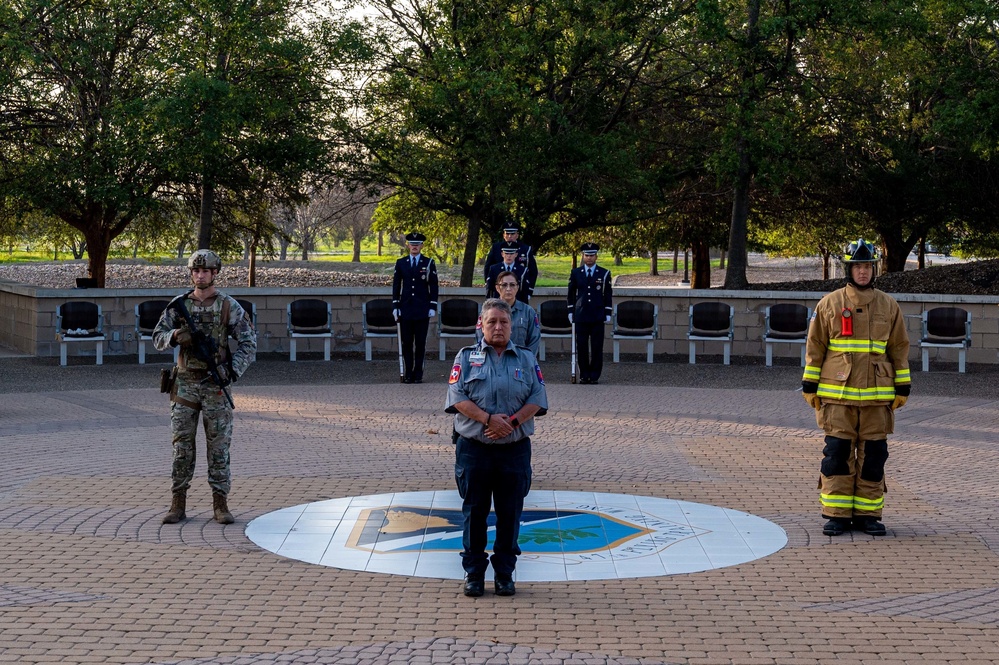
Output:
(153, 0), (346, 249)
(340, 0), (696, 285)
(0, 0), (173, 286)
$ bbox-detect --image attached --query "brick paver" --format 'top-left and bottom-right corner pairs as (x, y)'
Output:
(2, 358), (999, 664)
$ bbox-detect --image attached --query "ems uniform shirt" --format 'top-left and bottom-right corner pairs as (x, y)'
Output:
(474, 300), (541, 357)
(445, 339), (548, 444)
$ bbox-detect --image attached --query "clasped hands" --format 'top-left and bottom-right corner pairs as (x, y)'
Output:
(483, 413), (516, 440)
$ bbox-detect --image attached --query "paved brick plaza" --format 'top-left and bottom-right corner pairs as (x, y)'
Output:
(2, 355), (999, 664)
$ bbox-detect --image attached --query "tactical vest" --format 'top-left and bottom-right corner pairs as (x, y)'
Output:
(179, 296), (231, 370)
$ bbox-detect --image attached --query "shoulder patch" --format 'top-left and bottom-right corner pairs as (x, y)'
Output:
(449, 363), (461, 385)
(535, 363), (545, 386)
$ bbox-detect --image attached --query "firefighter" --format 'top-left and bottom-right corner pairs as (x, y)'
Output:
(802, 238), (911, 537)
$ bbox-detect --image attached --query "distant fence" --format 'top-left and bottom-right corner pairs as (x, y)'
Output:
(2, 279), (997, 365)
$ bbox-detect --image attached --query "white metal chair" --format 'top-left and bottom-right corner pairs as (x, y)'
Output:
(362, 299), (398, 361)
(763, 303), (810, 367)
(287, 299), (333, 361)
(537, 300), (572, 361)
(920, 307), (971, 373)
(688, 302), (734, 365)
(612, 301), (657, 363)
(438, 298), (479, 360)
(56, 302), (106, 365)
(134, 300), (178, 364)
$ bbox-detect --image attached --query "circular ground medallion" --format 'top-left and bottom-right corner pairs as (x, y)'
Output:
(246, 490), (787, 581)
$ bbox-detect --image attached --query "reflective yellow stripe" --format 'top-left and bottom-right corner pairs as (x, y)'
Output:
(820, 493), (854, 509)
(803, 365), (821, 380)
(827, 339), (887, 353)
(854, 495), (884, 511)
(895, 368), (911, 384)
(820, 494), (884, 511)
(816, 383), (895, 401)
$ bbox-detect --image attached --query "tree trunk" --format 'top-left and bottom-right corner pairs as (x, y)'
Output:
(460, 209), (482, 287)
(719, 249), (726, 270)
(724, 143), (752, 289)
(690, 240), (712, 289)
(673, 247), (679, 273)
(279, 236), (289, 260)
(614, 253), (623, 267)
(248, 238), (258, 287)
(822, 251), (831, 280)
(197, 179), (215, 250)
(877, 223), (917, 273)
(377, 230), (383, 256)
(917, 237), (926, 270)
(83, 228), (112, 287)
(649, 247), (658, 276)
(352, 234), (362, 262)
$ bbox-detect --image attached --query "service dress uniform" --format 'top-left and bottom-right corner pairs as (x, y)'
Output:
(392, 235), (439, 383)
(152, 291), (256, 500)
(483, 231), (538, 299)
(445, 339), (548, 583)
(802, 239), (911, 536)
(474, 299), (541, 357)
(485, 255), (532, 303)
(567, 244), (612, 383)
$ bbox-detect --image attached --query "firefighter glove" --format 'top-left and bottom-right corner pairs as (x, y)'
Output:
(892, 395), (907, 411)
(803, 392), (821, 410)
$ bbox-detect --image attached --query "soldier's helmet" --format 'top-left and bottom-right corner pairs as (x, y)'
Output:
(187, 249), (222, 271)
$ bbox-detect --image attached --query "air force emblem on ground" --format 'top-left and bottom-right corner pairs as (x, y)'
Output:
(246, 491), (788, 581)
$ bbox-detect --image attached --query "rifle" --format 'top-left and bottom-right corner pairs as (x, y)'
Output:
(169, 295), (235, 409)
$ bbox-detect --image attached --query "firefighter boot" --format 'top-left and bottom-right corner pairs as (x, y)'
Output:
(162, 491), (187, 524)
(854, 516), (887, 536)
(822, 517), (850, 536)
(213, 492), (235, 524)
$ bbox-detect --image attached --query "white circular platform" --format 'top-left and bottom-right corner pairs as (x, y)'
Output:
(246, 490), (788, 581)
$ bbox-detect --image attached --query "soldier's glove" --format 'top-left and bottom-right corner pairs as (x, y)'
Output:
(605, 315), (611, 324)
(173, 330), (193, 347)
(568, 313), (573, 323)
(891, 395), (907, 411)
(429, 309), (436, 318)
(803, 392), (821, 410)
(215, 364), (233, 387)
(392, 309), (400, 322)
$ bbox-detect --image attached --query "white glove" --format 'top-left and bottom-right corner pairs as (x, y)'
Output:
(429, 309), (436, 318)
(605, 315), (611, 324)
(392, 309), (400, 321)
(568, 313), (573, 323)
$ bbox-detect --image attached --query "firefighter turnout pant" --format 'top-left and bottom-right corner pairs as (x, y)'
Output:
(816, 403), (894, 520)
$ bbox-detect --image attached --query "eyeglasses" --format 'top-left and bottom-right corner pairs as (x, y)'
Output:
(498, 283), (518, 289)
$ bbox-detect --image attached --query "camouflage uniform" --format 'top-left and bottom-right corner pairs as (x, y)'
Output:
(153, 291), (256, 497)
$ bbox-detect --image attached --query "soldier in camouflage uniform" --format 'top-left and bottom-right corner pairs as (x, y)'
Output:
(153, 249), (257, 525)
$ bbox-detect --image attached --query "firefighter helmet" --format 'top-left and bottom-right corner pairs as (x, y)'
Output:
(187, 249), (222, 271)
(842, 238), (879, 264)
(843, 238), (878, 288)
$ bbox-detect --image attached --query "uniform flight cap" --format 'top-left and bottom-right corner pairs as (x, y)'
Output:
(405, 232), (426, 244)
(580, 242), (599, 255)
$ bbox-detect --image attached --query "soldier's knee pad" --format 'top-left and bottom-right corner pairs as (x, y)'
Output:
(821, 436), (852, 476)
(861, 439), (889, 482)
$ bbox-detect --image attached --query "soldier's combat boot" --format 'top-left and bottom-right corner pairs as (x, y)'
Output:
(162, 491), (187, 524)
(213, 492), (235, 525)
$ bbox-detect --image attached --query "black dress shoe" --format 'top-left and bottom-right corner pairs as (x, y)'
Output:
(402, 376), (413, 384)
(579, 377), (590, 384)
(822, 518), (849, 536)
(590, 379), (599, 385)
(494, 577), (516, 596)
(463, 576), (484, 597)
(854, 517), (887, 536)
(414, 377), (423, 384)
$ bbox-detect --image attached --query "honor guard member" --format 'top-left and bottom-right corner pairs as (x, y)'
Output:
(483, 223), (538, 301)
(153, 249), (257, 525)
(567, 242), (612, 384)
(392, 232), (439, 383)
(446, 298), (548, 597)
(802, 238), (911, 537)
(476, 271), (541, 357)
(485, 242), (532, 303)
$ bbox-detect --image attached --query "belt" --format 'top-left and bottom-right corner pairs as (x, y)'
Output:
(458, 435), (529, 446)
(178, 369), (209, 380)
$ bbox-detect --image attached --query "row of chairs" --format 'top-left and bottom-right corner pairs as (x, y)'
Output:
(53, 299), (975, 371)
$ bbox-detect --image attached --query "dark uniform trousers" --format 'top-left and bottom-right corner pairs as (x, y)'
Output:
(576, 322), (604, 382)
(454, 436), (532, 577)
(400, 318), (430, 381)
